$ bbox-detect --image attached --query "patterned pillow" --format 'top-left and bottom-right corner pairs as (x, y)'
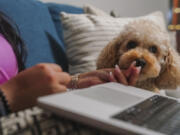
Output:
(61, 11), (166, 75)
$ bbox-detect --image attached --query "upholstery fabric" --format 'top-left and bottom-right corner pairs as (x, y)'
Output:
(46, 3), (84, 49)
(0, 0), (68, 71)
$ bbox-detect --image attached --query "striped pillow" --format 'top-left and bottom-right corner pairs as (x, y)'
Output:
(83, 4), (110, 17)
(61, 11), (166, 75)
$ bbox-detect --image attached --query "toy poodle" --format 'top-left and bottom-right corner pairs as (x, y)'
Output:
(96, 20), (180, 92)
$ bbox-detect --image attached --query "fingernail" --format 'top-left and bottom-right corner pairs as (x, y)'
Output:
(136, 66), (141, 73)
(115, 64), (121, 73)
(109, 72), (113, 76)
(109, 72), (113, 82)
(115, 64), (119, 69)
(109, 71), (117, 82)
(131, 61), (136, 66)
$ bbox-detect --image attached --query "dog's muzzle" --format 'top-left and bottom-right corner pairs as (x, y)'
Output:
(135, 58), (146, 68)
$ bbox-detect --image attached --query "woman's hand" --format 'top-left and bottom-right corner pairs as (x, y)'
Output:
(68, 63), (141, 89)
(0, 63), (71, 111)
(110, 63), (141, 86)
(0, 62), (140, 112)
(69, 68), (114, 89)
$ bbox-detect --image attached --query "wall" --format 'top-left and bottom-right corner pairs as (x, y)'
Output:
(41, 0), (169, 23)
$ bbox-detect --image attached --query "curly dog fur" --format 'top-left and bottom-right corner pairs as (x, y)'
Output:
(96, 20), (180, 92)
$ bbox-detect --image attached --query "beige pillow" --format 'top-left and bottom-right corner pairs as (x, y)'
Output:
(61, 11), (166, 75)
(83, 4), (118, 17)
(83, 4), (110, 17)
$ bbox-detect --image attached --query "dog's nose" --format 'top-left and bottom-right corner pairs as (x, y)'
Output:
(135, 58), (146, 68)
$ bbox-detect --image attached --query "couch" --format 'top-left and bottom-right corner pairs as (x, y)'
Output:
(0, 0), (173, 70)
(0, 0), (85, 72)
(0, 0), (179, 135)
(0, 0), (178, 93)
(0, 0), (176, 72)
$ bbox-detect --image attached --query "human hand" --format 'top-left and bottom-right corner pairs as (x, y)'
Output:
(0, 63), (71, 111)
(68, 62), (141, 89)
(68, 68), (115, 89)
(110, 62), (141, 86)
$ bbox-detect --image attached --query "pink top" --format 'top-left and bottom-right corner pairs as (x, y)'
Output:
(0, 34), (18, 84)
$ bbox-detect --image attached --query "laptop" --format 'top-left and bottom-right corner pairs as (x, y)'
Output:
(38, 82), (180, 135)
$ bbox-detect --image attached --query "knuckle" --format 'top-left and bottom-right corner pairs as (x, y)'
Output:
(46, 74), (55, 83)
(36, 64), (55, 83)
(58, 66), (62, 71)
(64, 72), (71, 81)
(45, 71), (56, 83)
(36, 63), (49, 72)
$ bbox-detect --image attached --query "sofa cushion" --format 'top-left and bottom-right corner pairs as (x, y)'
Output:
(0, 0), (68, 71)
(46, 3), (84, 49)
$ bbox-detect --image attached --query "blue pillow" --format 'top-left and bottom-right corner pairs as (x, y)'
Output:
(46, 3), (84, 49)
(0, 0), (68, 71)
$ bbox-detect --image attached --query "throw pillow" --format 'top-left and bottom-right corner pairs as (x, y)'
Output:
(61, 11), (166, 74)
(83, 4), (110, 17)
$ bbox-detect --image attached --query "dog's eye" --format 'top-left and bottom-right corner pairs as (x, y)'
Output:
(149, 46), (157, 53)
(127, 41), (137, 49)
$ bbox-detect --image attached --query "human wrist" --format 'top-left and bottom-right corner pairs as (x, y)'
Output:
(0, 89), (11, 116)
(0, 79), (20, 112)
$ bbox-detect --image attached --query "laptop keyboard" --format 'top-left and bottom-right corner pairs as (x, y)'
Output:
(112, 95), (180, 135)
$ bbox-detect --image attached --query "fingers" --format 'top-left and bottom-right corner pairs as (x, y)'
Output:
(123, 61), (136, 78)
(46, 72), (70, 94)
(79, 69), (113, 82)
(111, 64), (140, 86)
(129, 66), (141, 86)
(53, 85), (67, 93)
(56, 72), (71, 85)
(78, 77), (104, 89)
(46, 63), (62, 72)
(109, 72), (117, 82)
(37, 63), (62, 72)
(96, 71), (111, 82)
(114, 65), (128, 85)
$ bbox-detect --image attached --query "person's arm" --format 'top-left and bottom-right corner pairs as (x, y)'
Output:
(0, 63), (140, 113)
(0, 89), (11, 116)
(0, 63), (71, 112)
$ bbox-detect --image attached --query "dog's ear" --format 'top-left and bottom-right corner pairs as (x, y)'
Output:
(155, 48), (180, 89)
(96, 37), (122, 69)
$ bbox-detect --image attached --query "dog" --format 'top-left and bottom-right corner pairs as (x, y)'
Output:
(96, 19), (180, 92)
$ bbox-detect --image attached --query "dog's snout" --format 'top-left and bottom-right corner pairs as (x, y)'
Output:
(135, 58), (146, 68)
